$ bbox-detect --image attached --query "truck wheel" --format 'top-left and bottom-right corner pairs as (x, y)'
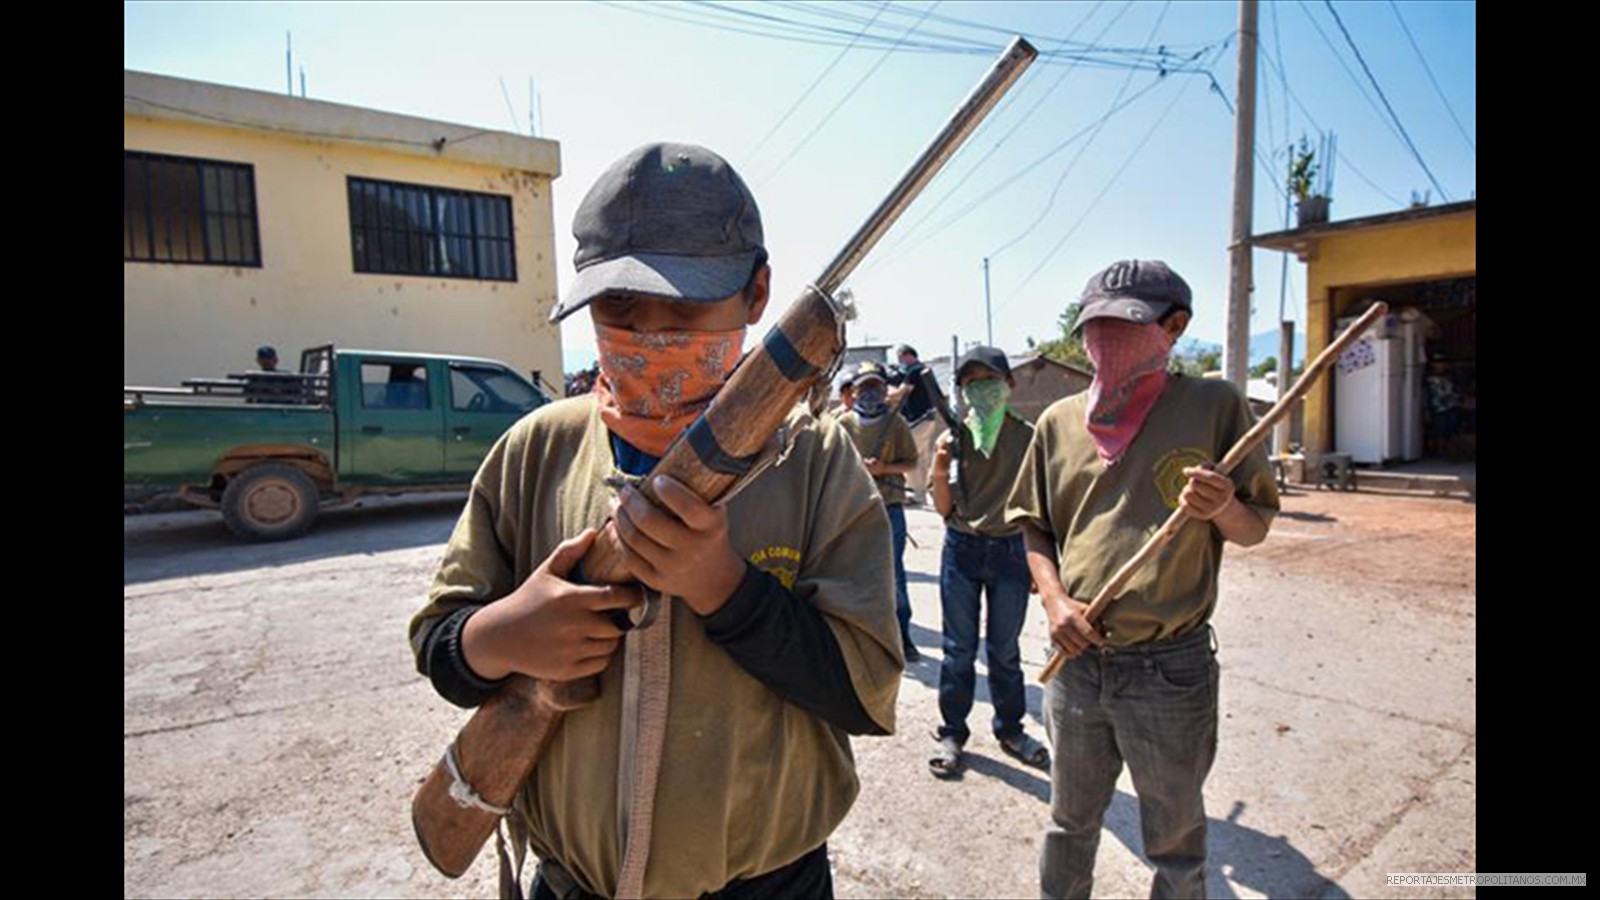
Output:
(221, 463), (320, 541)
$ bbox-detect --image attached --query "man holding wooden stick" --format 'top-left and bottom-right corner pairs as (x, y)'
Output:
(1005, 259), (1279, 899)
(408, 143), (903, 899)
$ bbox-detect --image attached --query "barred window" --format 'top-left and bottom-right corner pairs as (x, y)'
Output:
(348, 177), (516, 281)
(124, 151), (261, 266)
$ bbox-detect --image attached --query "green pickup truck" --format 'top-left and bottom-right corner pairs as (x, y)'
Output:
(124, 344), (550, 540)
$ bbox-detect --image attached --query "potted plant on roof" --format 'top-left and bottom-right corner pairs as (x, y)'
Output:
(1289, 134), (1334, 226)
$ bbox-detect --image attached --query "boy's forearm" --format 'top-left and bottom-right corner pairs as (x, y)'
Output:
(930, 468), (954, 518)
(1212, 498), (1268, 547)
(1021, 522), (1066, 598)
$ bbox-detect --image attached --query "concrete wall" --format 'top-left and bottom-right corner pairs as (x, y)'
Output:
(124, 73), (561, 390)
(1303, 212), (1476, 462)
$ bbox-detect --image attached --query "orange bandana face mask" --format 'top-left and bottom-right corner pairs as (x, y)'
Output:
(592, 323), (745, 457)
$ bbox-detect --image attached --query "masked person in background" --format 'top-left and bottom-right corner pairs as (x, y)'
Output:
(926, 346), (1048, 778)
(836, 361), (921, 662)
(1005, 260), (1279, 899)
(832, 370), (857, 419)
(886, 344), (940, 505)
(409, 142), (903, 900)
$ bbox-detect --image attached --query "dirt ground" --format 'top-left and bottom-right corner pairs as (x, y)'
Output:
(125, 486), (1475, 898)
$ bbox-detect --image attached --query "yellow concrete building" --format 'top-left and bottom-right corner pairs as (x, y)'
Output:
(1254, 200), (1476, 474)
(124, 70), (562, 391)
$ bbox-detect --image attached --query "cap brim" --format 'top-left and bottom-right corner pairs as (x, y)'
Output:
(550, 250), (762, 323)
(1071, 297), (1174, 335)
(957, 360), (1006, 381)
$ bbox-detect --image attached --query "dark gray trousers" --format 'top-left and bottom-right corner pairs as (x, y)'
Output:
(1040, 625), (1219, 900)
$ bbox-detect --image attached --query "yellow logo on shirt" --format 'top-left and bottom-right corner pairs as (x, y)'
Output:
(748, 544), (801, 589)
(1153, 448), (1211, 510)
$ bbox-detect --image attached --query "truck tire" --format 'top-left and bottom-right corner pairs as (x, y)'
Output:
(221, 463), (320, 541)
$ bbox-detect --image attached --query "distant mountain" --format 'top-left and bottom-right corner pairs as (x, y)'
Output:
(1171, 331), (1306, 369)
(1250, 329), (1306, 368)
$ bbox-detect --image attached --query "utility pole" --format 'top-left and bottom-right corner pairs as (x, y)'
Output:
(1276, 321), (1294, 453)
(982, 257), (993, 347)
(299, 66), (306, 98)
(286, 32), (293, 96)
(1225, 0), (1259, 389)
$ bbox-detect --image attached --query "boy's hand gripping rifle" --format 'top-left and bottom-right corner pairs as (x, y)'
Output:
(412, 37), (1038, 878)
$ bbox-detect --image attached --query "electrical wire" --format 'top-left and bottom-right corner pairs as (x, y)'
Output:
(744, 0), (891, 164)
(987, 0), (1173, 260)
(755, 0), (943, 188)
(1322, 0), (1449, 201)
(1387, 0), (1474, 154)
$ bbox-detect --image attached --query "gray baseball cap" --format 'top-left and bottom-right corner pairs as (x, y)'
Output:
(1072, 259), (1193, 334)
(550, 142), (766, 323)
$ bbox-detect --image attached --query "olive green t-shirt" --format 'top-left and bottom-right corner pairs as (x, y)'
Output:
(1004, 376), (1279, 646)
(836, 410), (918, 507)
(945, 412), (1033, 537)
(410, 395), (903, 899)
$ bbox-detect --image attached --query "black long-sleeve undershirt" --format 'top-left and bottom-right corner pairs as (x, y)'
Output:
(420, 563), (883, 735)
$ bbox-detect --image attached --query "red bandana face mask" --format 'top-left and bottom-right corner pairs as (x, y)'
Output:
(592, 323), (745, 457)
(1082, 318), (1175, 466)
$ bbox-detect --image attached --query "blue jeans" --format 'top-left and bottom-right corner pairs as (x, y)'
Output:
(886, 504), (912, 646)
(937, 529), (1030, 743)
(1040, 625), (1219, 900)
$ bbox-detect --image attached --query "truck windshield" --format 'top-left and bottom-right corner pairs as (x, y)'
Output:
(450, 366), (544, 413)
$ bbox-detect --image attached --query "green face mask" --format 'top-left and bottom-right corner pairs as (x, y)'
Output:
(961, 378), (1010, 457)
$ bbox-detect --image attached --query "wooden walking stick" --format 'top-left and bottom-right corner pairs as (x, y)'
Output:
(1036, 301), (1390, 684)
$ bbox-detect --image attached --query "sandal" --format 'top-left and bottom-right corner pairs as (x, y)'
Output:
(999, 732), (1050, 770)
(928, 733), (964, 779)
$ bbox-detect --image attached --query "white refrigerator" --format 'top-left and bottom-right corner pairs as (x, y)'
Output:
(1334, 311), (1423, 464)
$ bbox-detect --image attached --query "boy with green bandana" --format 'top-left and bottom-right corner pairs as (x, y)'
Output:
(926, 345), (1048, 777)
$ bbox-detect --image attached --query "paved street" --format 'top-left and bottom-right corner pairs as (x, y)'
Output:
(125, 488), (1475, 898)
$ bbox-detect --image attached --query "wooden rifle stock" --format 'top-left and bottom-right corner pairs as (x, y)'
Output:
(412, 36), (1039, 879)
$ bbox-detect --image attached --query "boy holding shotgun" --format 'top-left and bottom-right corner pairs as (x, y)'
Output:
(409, 143), (902, 899)
(1005, 259), (1279, 899)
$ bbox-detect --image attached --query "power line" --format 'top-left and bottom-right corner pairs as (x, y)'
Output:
(756, 0), (943, 188)
(1256, 42), (1406, 208)
(1293, 0), (1407, 152)
(847, 0), (1216, 56)
(1387, 0), (1475, 154)
(597, 0), (1207, 72)
(871, 71), (1173, 271)
(1321, 0), (1449, 200)
(695, 0), (985, 52)
(744, 0), (890, 164)
(1194, 44), (1292, 209)
(992, 45), (1217, 320)
(861, 0), (1128, 271)
(987, 0), (1173, 260)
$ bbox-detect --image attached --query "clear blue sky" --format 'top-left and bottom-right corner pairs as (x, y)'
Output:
(125, 1), (1476, 371)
